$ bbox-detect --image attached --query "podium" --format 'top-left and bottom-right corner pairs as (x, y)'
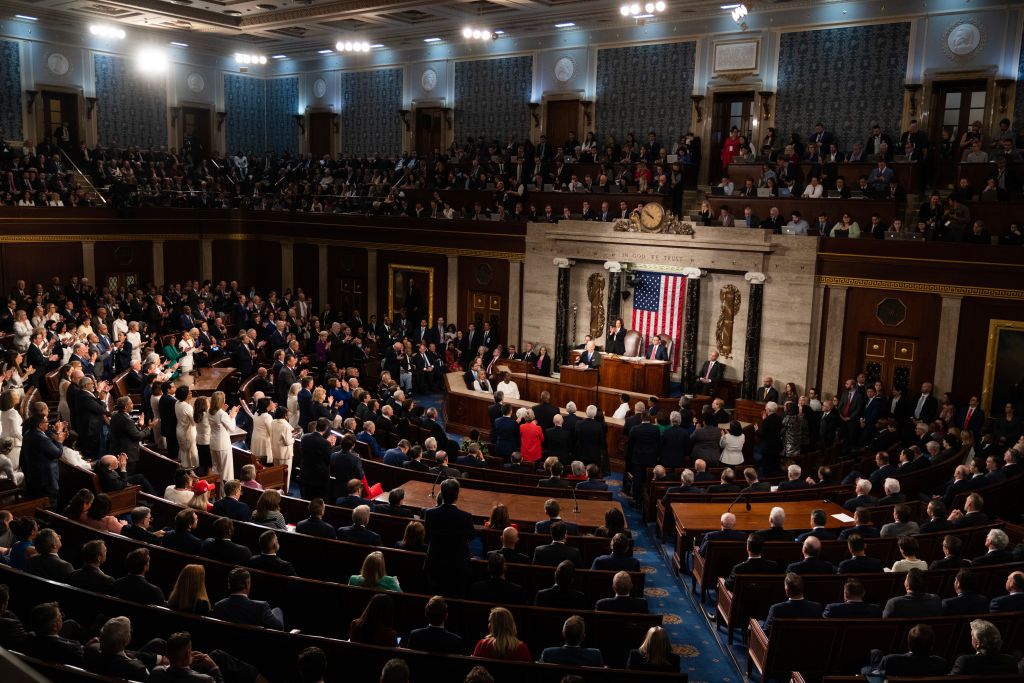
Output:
(567, 351), (669, 395)
(559, 365), (599, 388)
(502, 359), (535, 375)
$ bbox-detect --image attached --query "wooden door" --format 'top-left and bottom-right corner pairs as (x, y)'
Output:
(709, 91), (754, 180)
(415, 108), (444, 158)
(309, 113), (333, 159)
(335, 276), (364, 315)
(861, 334), (917, 393)
(929, 79), (987, 154)
(545, 100), (580, 155)
(42, 91), (79, 149)
(181, 107), (211, 159)
(467, 291), (502, 330)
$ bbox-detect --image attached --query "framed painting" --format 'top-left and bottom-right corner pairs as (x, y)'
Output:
(981, 319), (1024, 414)
(388, 264), (434, 327)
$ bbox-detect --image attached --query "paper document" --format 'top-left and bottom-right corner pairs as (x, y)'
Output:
(831, 513), (855, 523)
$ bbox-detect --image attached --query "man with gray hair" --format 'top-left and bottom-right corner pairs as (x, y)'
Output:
(972, 528), (1013, 565)
(659, 410), (690, 468)
(844, 478), (878, 512)
(572, 404), (605, 468)
(698, 511), (746, 556)
(881, 504), (919, 538)
(786, 536), (836, 574)
(777, 463), (808, 491)
(949, 619), (1019, 674)
(878, 477), (905, 504)
(84, 615), (166, 678)
(563, 401), (580, 434)
(337, 505), (382, 545)
(757, 506), (790, 540)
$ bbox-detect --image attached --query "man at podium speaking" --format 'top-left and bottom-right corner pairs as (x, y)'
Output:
(576, 339), (602, 369)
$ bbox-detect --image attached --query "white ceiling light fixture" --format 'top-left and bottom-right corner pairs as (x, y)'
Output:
(621, 2), (666, 18)
(423, 37), (442, 43)
(317, 48), (333, 54)
(136, 47), (169, 75)
(271, 54), (287, 59)
(335, 40), (371, 52)
(462, 26), (492, 41)
(89, 24), (126, 39)
(555, 22), (575, 28)
(234, 53), (268, 64)
(730, 3), (748, 22)
(170, 41), (189, 47)
(14, 14), (38, 21)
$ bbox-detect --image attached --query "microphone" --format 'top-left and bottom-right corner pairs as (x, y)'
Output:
(570, 481), (581, 515)
(428, 469), (445, 500)
(725, 490), (745, 514)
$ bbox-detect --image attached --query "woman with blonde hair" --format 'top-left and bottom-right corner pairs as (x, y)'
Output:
(174, 385), (198, 468)
(286, 382), (302, 430)
(348, 551), (401, 592)
(251, 489), (287, 529)
(57, 365), (74, 424)
(177, 330), (196, 374)
(12, 311), (32, 351)
(270, 406), (294, 492)
(208, 391), (240, 481)
(627, 626), (680, 671)
(472, 607), (530, 661)
(167, 564), (212, 616)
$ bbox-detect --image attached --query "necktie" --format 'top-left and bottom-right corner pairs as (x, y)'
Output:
(843, 392), (853, 417)
(964, 408), (973, 429)
(650, 345), (657, 360)
(704, 362), (713, 380)
(915, 395), (926, 418)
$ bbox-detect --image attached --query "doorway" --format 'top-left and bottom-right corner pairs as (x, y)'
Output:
(861, 334), (917, 393)
(41, 90), (79, 151)
(308, 112), (333, 159)
(544, 100), (580, 154)
(415, 107), (445, 159)
(709, 91), (755, 181)
(180, 106), (211, 159)
(929, 79), (987, 157)
(467, 291), (502, 331)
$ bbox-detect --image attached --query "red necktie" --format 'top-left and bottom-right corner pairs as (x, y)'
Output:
(704, 362), (712, 380)
(964, 408), (973, 429)
(843, 392), (853, 417)
(650, 345), (657, 360)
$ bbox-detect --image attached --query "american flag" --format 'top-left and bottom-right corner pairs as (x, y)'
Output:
(630, 271), (687, 371)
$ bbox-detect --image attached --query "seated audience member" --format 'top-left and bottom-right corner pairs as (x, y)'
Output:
(576, 464), (609, 491)
(200, 517), (253, 565)
(755, 506), (790, 540)
(84, 616), (164, 679)
(725, 534), (781, 591)
(942, 569), (990, 615)
(592, 532), (640, 571)
(532, 521), (583, 567)
(26, 528), (73, 582)
(349, 594), (398, 647)
(627, 626), (681, 672)
(247, 530), (297, 576)
(972, 528), (1014, 565)
(349, 551), (401, 592)
(406, 595), (464, 654)
(843, 478), (878, 511)
(396, 520), (427, 553)
(534, 560), (588, 610)
(823, 578), (883, 618)
(708, 467), (741, 493)
(538, 615), (604, 667)
(989, 571), (1024, 612)
(883, 568), (941, 618)
(919, 500), (952, 534)
(472, 607), (531, 662)
(122, 506), (165, 544)
(880, 504), (920, 538)
(929, 534), (970, 570)
(838, 507), (880, 540)
(595, 571), (648, 613)
(295, 498), (338, 539)
(795, 508), (834, 542)
(213, 568), (284, 630)
(948, 492), (990, 527)
(786, 536), (836, 575)
(763, 573), (823, 634)
(698, 512), (747, 556)
(661, 468), (696, 507)
(487, 526), (529, 564)
(887, 535), (928, 573)
(27, 602), (83, 666)
(877, 477), (906, 505)
(949, 618), (1020, 675)
(335, 478), (371, 509)
(373, 487), (414, 518)
(68, 539), (115, 592)
(164, 469), (196, 506)
(110, 548), (166, 606)
(863, 623), (948, 680)
(838, 534), (884, 574)
(162, 509), (203, 554)
(338, 504), (383, 546)
(470, 553), (526, 605)
(167, 564), (213, 616)
(211, 479), (251, 521)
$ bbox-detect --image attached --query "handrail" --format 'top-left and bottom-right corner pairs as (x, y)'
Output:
(57, 146), (107, 205)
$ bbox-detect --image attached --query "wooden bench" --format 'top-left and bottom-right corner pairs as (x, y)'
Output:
(56, 460), (139, 514)
(231, 445), (288, 490)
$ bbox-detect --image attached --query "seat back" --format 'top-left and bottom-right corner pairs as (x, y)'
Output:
(622, 330), (642, 357)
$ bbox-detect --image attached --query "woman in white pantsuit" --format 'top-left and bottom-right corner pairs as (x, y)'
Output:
(208, 391), (239, 481)
(175, 386), (198, 469)
(270, 406), (295, 493)
(250, 397), (275, 465)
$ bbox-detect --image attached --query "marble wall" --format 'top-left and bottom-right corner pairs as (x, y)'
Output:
(94, 54), (168, 148)
(0, 40), (21, 141)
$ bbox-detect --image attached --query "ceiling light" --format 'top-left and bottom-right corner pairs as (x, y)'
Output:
(317, 48), (333, 54)
(170, 41), (188, 47)
(493, 30), (504, 35)
(655, 1), (665, 10)
(621, 2), (666, 17)
(720, 3), (740, 8)
(235, 53), (267, 64)
(555, 22), (575, 28)
(620, 5), (630, 15)
(369, 43), (384, 48)
(731, 3), (748, 22)
(136, 47), (169, 75)
(271, 54), (287, 59)
(15, 14), (38, 21)
(423, 37), (441, 43)
(335, 41), (370, 52)
(89, 24), (126, 39)
(462, 27), (473, 38)
(462, 26), (493, 41)
(635, 13), (654, 18)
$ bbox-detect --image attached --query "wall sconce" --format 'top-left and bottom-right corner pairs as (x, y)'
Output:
(757, 91), (774, 120)
(85, 97), (98, 120)
(441, 107), (453, 130)
(397, 109), (411, 132)
(292, 114), (305, 134)
(581, 100), (593, 127)
(24, 90), (39, 113)
(690, 95), (705, 123)
(904, 84), (922, 117)
(528, 102), (541, 126)
(995, 79), (1013, 113)
(170, 106), (182, 128)
(216, 111), (227, 131)
(331, 113), (340, 133)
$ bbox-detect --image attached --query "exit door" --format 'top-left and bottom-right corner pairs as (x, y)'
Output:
(861, 334), (917, 393)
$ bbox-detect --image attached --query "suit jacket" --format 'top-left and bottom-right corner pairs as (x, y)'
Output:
(540, 646), (604, 667)
(211, 496), (252, 522)
(594, 594), (649, 613)
(837, 524), (880, 540)
(989, 591), (1024, 612)
(786, 557), (836, 575)
(532, 403), (559, 430)
(725, 557), (781, 590)
(22, 429), (62, 498)
(27, 553), (74, 582)
(942, 591), (990, 615)
(109, 574), (166, 606)
(755, 386), (780, 403)
(591, 554), (641, 572)
(972, 549), (1014, 566)
(533, 542), (584, 567)
(764, 599), (823, 633)
(606, 329), (626, 355)
(698, 528), (747, 556)
(950, 652), (1020, 676)
(578, 349), (601, 368)
(644, 344), (669, 361)
(822, 601), (883, 618)
(627, 423), (661, 467)
(836, 389), (865, 420)
(838, 555), (883, 574)
(697, 359), (725, 387)
(299, 432), (332, 487)
(756, 527), (792, 541)
(534, 585), (588, 610)
(407, 626), (465, 654)
(337, 523), (382, 546)
(573, 419), (604, 461)
(200, 538), (253, 565)
(882, 592), (942, 618)
(843, 494), (879, 512)
(658, 426), (691, 467)
(878, 652), (949, 677)
(911, 393), (939, 423)
(423, 503), (475, 579)
(247, 553), (297, 576)
(868, 464), (897, 490)
(469, 577), (527, 605)
(543, 426), (572, 463)
(108, 412), (152, 466)
(69, 564), (115, 592)
(492, 416), (521, 458)
(213, 594), (284, 629)
(690, 425), (722, 463)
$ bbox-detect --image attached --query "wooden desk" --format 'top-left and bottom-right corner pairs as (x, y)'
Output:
(178, 367), (236, 395)
(559, 365), (598, 388)
(502, 359), (535, 375)
(733, 398), (766, 425)
(672, 500), (852, 539)
(376, 479), (624, 530)
(569, 351), (670, 396)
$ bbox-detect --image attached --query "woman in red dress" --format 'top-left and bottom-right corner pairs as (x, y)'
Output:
(518, 408), (544, 463)
(720, 126), (741, 170)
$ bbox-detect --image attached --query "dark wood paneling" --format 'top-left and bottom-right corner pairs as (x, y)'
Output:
(0, 243), (82, 291)
(376, 250), (447, 327)
(326, 246), (366, 314)
(93, 241), (153, 289)
(162, 240), (202, 286)
(457, 256), (509, 338)
(293, 243), (319, 302)
(837, 288), (941, 396)
(212, 240), (281, 293)
(952, 298), (1024, 405)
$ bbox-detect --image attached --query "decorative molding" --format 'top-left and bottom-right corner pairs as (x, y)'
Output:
(603, 260), (622, 273)
(941, 17), (985, 62)
(815, 275), (1023, 301)
(681, 267), (703, 279)
(553, 257), (574, 268)
(744, 271), (766, 284)
(713, 39), (759, 74)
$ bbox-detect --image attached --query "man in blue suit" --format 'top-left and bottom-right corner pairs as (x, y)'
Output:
(989, 571), (1024, 612)
(492, 404), (520, 459)
(423, 479), (476, 596)
(591, 533), (640, 572)
(575, 339), (601, 369)
(822, 579), (883, 617)
(22, 409), (67, 505)
(406, 596), (464, 654)
(211, 480), (252, 522)
(697, 512), (747, 557)
(955, 396), (985, 440)
(644, 337), (669, 361)
(941, 569), (990, 615)
(538, 615), (604, 667)
(763, 573), (823, 634)
(356, 421), (385, 458)
(213, 568), (284, 630)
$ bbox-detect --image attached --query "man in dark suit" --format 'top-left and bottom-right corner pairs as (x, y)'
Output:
(211, 480), (252, 522)
(947, 492), (989, 528)
(838, 507), (881, 540)
(200, 518), (253, 565)
(472, 552), (527, 604)
(162, 509), (203, 555)
(535, 560), (589, 610)
(592, 533), (641, 571)
(213, 568), (284, 629)
(755, 376), (779, 403)
(626, 411), (661, 502)
(543, 415), (572, 466)
(697, 512), (747, 557)
(109, 548), (166, 606)
(492, 404), (520, 459)
(836, 379), (865, 450)
(940, 465), (975, 509)
(68, 540), (115, 593)
(822, 578), (883, 617)
(531, 392), (559, 431)
(989, 571), (1024, 612)
(787, 536), (836, 575)
(867, 451), (897, 492)
(487, 392), (504, 426)
(594, 571), (648, 613)
(942, 569), (990, 615)
(535, 499), (579, 535)
(739, 467), (771, 493)
(295, 498), (338, 539)
(108, 397), (151, 473)
(871, 624), (949, 678)
(487, 526), (531, 566)
(538, 460), (572, 488)
(330, 436), (364, 500)
(659, 412), (691, 467)
(837, 534), (884, 573)
(337, 505), (382, 545)
(763, 573), (823, 634)
(533, 521), (583, 567)
(819, 400), (842, 448)
(572, 408), (605, 468)
(973, 528), (1014, 566)
(910, 381), (938, 425)
(777, 463), (811, 492)
(756, 506), (791, 541)
(643, 337), (669, 361)
(755, 403), (784, 475)
(843, 479), (879, 512)
(157, 382), (179, 456)
(407, 596), (465, 654)
(299, 419), (335, 501)
(122, 506), (163, 545)
(928, 534), (970, 571)
(795, 509), (836, 542)
(26, 528), (73, 582)
(576, 464), (609, 491)
(423, 479), (476, 596)
(725, 534), (781, 590)
(949, 618), (1020, 675)
(26, 602), (83, 667)
(575, 339), (601, 369)
(22, 406), (66, 504)
(539, 615), (605, 666)
(696, 350), (725, 396)
(247, 530), (297, 576)
(882, 568), (942, 618)
(708, 467), (742, 493)
(956, 395), (985, 440)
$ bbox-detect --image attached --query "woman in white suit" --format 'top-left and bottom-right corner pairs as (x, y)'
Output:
(250, 397), (275, 464)
(12, 311), (33, 352)
(208, 391), (239, 481)
(270, 406), (294, 492)
(719, 420), (746, 466)
(174, 385), (198, 469)
(286, 382), (301, 430)
(0, 390), (24, 477)
(177, 330), (196, 374)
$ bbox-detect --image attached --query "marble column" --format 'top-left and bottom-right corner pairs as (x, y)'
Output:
(604, 261), (622, 327)
(681, 267), (702, 394)
(280, 240), (294, 294)
(553, 258), (574, 367)
(508, 260), (522, 347)
(446, 255), (459, 324)
(82, 242), (96, 286)
(318, 245), (329, 312)
(934, 295), (963, 395)
(152, 241), (165, 288)
(366, 249), (378, 317)
(820, 285), (848, 398)
(742, 272), (766, 399)
(199, 239), (213, 283)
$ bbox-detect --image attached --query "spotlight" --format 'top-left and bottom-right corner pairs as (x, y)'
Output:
(335, 40), (373, 52)
(463, 27), (473, 38)
(234, 53), (267, 64)
(655, 0), (665, 10)
(89, 24), (126, 39)
(621, 1), (666, 17)
(136, 47), (169, 74)
(731, 4), (748, 22)
(462, 26), (493, 41)
(645, 2), (654, 12)
(620, 5), (630, 15)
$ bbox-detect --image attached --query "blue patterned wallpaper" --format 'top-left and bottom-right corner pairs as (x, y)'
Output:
(455, 56), (532, 145)
(94, 54), (168, 148)
(340, 68), (403, 157)
(1015, 32), (1024, 139)
(776, 23), (910, 152)
(0, 40), (21, 141)
(224, 74), (266, 155)
(596, 42), (696, 145)
(265, 76), (299, 156)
